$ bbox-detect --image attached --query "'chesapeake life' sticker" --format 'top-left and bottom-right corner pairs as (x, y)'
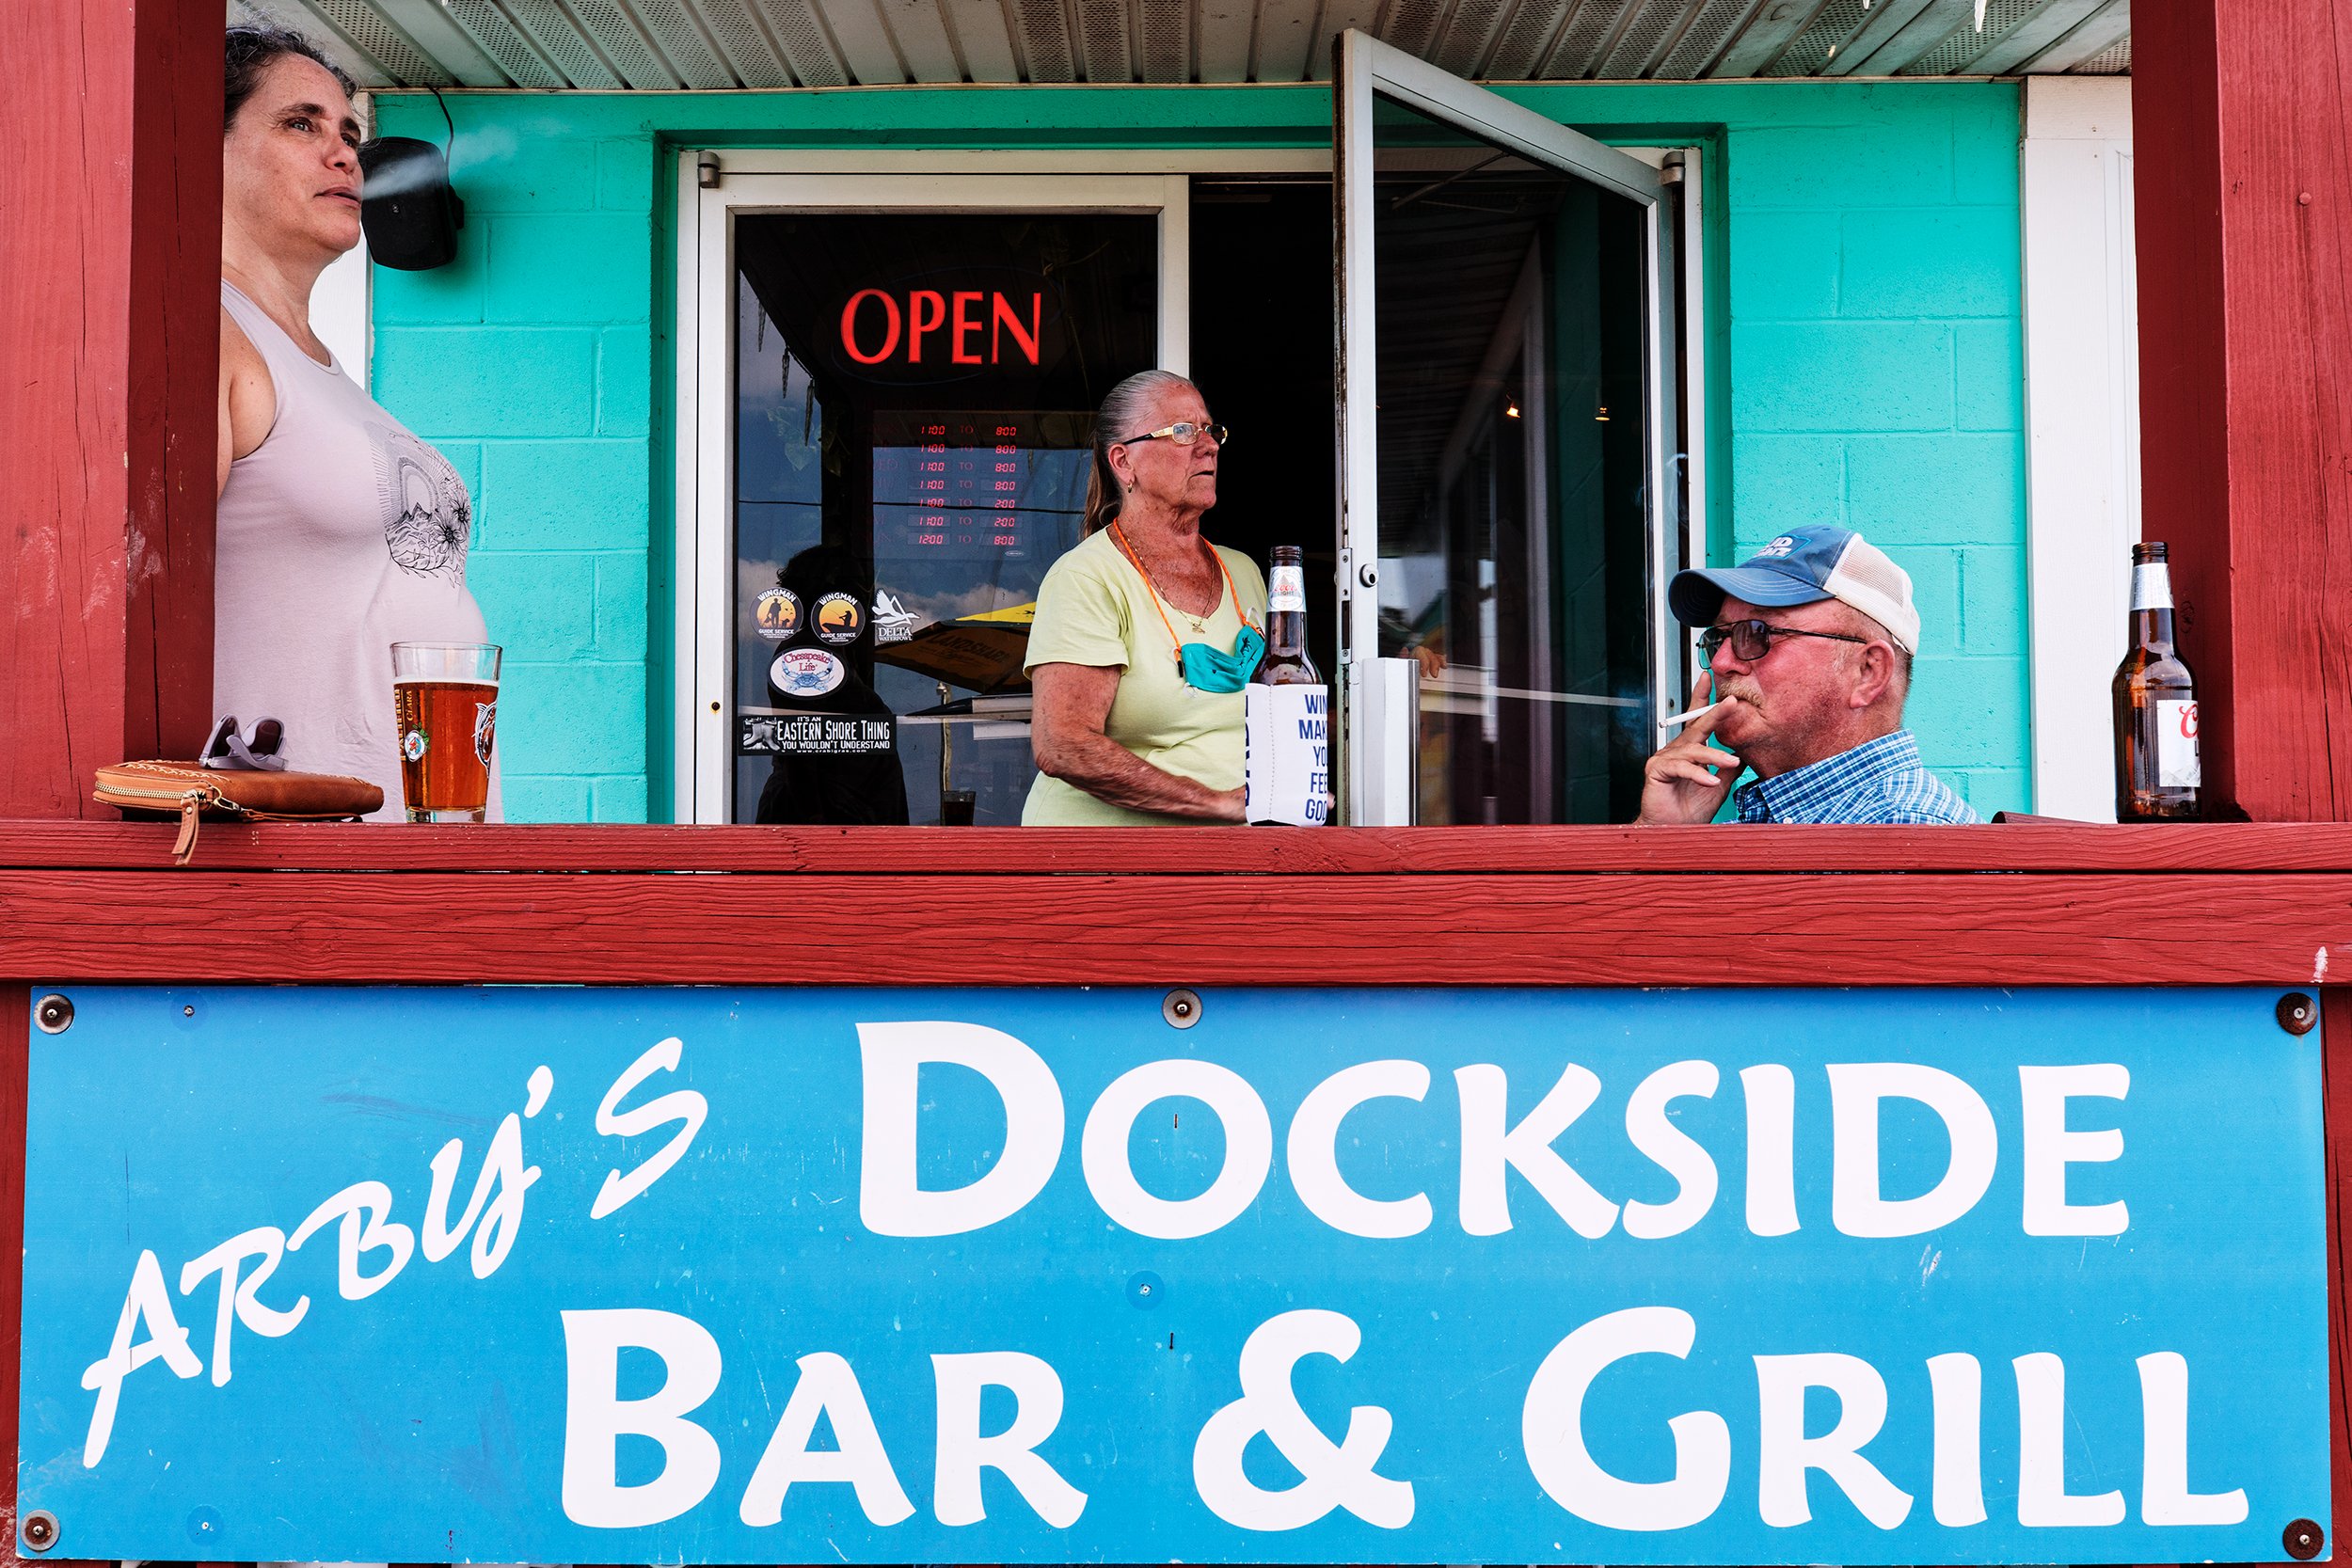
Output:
(770, 648), (846, 698)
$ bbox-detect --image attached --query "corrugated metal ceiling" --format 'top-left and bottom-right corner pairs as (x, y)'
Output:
(230, 0), (2128, 87)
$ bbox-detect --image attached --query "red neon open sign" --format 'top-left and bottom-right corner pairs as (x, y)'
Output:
(839, 290), (1044, 367)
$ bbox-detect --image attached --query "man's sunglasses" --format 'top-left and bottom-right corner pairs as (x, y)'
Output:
(1118, 421), (1230, 448)
(1698, 618), (1870, 663)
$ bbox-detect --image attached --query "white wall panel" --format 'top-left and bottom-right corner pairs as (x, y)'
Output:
(312, 245), (373, 390)
(2023, 76), (2137, 820)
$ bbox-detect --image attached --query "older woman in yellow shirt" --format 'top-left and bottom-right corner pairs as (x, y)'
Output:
(1024, 371), (1267, 826)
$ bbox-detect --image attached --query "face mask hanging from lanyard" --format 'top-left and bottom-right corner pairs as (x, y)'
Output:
(1177, 626), (1266, 693)
(1109, 522), (1263, 694)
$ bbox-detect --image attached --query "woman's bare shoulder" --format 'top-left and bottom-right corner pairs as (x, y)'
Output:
(219, 303), (266, 376)
(218, 302), (277, 460)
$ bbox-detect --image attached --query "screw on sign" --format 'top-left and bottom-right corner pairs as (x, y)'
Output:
(2286, 1518), (2327, 1560)
(20, 1510), (57, 1552)
(2277, 992), (2318, 1036)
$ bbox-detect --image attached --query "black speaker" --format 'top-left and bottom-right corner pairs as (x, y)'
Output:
(359, 136), (466, 271)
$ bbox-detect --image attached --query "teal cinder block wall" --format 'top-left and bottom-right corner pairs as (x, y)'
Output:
(374, 78), (2026, 822)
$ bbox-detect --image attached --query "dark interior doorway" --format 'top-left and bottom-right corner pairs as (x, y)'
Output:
(1188, 177), (1339, 685)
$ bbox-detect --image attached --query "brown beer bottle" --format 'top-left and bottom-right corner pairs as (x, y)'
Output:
(2112, 541), (2201, 821)
(1252, 545), (1321, 686)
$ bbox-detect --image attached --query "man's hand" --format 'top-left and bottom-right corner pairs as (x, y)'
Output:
(1635, 676), (1745, 825)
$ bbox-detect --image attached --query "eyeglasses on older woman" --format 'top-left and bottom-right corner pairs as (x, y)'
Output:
(1117, 420), (1231, 448)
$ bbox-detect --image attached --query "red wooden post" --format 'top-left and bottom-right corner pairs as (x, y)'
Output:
(0, 2), (224, 819)
(2137, 5), (2352, 1543)
(0, 4), (224, 1557)
(2133, 0), (2352, 822)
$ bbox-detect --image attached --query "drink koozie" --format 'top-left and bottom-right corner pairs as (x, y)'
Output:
(1244, 684), (1331, 826)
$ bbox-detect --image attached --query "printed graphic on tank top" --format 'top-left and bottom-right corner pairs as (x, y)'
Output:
(374, 425), (472, 582)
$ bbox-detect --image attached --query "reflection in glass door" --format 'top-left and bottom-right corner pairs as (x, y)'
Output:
(724, 206), (1160, 824)
(1337, 33), (1676, 825)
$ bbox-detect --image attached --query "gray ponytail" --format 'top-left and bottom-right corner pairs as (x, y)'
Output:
(1082, 369), (1195, 535)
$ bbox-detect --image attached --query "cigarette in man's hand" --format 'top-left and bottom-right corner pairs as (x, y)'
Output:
(1660, 699), (1723, 727)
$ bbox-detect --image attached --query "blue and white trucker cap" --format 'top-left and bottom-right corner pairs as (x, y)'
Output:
(1667, 525), (1920, 655)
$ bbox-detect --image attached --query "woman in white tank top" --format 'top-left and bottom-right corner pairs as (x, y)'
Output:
(215, 27), (499, 821)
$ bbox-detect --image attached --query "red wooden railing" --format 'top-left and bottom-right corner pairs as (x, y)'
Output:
(0, 820), (2350, 988)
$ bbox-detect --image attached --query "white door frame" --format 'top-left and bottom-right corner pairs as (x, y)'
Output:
(675, 160), (1219, 823)
(671, 140), (1700, 826)
(1333, 29), (1677, 825)
(1629, 144), (1709, 724)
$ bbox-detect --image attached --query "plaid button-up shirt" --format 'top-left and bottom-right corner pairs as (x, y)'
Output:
(1732, 729), (1979, 825)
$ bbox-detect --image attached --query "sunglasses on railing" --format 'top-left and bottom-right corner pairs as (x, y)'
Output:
(201, 714), (288, 771)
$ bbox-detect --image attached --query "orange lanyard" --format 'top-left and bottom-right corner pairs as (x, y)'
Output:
(1108, 521), (1250, 668)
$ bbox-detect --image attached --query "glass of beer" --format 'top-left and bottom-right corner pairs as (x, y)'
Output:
(391, 641), (501, 823)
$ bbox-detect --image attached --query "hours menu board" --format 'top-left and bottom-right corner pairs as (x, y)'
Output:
(869, 409), (1089, 561)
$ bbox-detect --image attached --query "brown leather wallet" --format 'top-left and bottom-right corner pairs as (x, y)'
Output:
(92, 759), (385, 865)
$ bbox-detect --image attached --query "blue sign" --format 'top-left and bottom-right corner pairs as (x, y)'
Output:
(17, 986), (2328, 1564)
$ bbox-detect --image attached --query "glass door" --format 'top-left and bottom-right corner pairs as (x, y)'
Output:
(1334, 32), (1677, 825)
(687, 173), (1187, 824)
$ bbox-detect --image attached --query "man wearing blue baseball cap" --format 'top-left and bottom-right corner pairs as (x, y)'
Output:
(1635, 525), (1979, 825)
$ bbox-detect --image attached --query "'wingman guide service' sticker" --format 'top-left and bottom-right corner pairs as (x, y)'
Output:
(754, 587), (803, 641)
(770, 647), (846, 698)
(814, 593), (865, 646)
